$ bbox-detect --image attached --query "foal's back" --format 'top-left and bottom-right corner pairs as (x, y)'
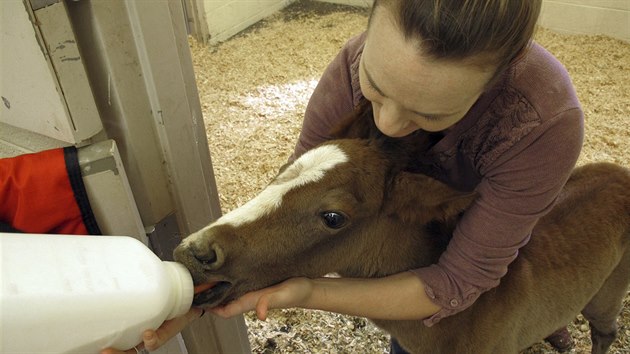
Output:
(379, 162), (630, 354)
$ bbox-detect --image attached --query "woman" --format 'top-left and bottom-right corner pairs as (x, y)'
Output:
(105, 1), (583, 353)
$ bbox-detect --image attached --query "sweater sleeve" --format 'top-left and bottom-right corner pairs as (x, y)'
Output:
(412, 107), (584, 326)
(289, 33), (366, 162)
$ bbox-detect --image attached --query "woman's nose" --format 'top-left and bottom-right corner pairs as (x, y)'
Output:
(372, 101), (414, 137)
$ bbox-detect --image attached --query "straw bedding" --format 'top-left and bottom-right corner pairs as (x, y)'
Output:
(188, 1), (630, 352)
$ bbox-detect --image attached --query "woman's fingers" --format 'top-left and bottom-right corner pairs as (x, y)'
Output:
(211, 278), (313, 320)
(100, 308), (203, 354)
(100, 344), (143, 354)
(144, 308), (204, 351)
(210, 290), (262, 318)
(255, 294), (272, 321)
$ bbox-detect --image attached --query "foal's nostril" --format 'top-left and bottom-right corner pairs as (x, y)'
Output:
(195, 249), (217, 266)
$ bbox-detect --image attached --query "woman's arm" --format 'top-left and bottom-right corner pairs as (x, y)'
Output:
(211, 272), (441, 321)
(289, 33), (366, 161)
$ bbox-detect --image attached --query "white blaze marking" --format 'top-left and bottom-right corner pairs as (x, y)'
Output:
(182, 144), (347, 246)
(191, 144), (348, 241)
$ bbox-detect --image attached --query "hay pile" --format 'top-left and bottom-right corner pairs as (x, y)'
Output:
(188, 1), (630, 353)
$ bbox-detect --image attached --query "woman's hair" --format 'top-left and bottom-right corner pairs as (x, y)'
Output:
(371, 0), (542, 83)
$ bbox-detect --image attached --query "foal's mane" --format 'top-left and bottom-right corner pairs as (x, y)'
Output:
(330, 100), (439, 174)
(330, 101), (468, 245)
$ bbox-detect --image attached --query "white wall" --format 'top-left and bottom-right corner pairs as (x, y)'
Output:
(316, 0), (373, 6)
(539, 0), (630, 43)
(203, 0), (294, 44)
(316, 0), (629, 43)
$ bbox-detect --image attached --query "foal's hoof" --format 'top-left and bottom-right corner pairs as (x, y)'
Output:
(544, 326), (574, 352)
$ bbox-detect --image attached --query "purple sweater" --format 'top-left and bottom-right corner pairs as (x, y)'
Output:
(290, 32), (584, 325)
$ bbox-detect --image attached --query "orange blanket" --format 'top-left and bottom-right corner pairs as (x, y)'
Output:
(0, 147), (101, 235)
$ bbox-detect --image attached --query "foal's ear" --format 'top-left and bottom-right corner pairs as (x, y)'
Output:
(388, 172), (476, 224)
(277, 161), (291, 175)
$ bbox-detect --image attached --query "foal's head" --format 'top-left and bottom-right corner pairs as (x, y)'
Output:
(174, 138), (473, 307)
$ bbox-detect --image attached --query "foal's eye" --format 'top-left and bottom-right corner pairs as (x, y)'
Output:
(320, 211), (347, 229)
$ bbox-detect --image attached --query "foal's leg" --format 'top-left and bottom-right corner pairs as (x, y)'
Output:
(581, 250), (630, 354)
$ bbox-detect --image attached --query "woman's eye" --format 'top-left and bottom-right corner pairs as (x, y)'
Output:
(364, 81), (381, 97)
(320, 211), (347, 229)
(420, 114), (440, 122)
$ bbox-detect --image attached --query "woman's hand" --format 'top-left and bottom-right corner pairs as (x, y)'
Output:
(211, 277), (314, 320)
(100, 307), (203, 354)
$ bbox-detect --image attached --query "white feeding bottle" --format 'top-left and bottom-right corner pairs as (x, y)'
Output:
(0, 233), (194, 353)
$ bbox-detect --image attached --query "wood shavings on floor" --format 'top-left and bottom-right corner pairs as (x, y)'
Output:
(188, 1), (630, 353)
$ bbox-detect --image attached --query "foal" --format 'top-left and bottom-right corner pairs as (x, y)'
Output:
(175, 106), (630, 353)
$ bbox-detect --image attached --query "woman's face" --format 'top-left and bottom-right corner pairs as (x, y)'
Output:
(360, 7), (495, 137)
